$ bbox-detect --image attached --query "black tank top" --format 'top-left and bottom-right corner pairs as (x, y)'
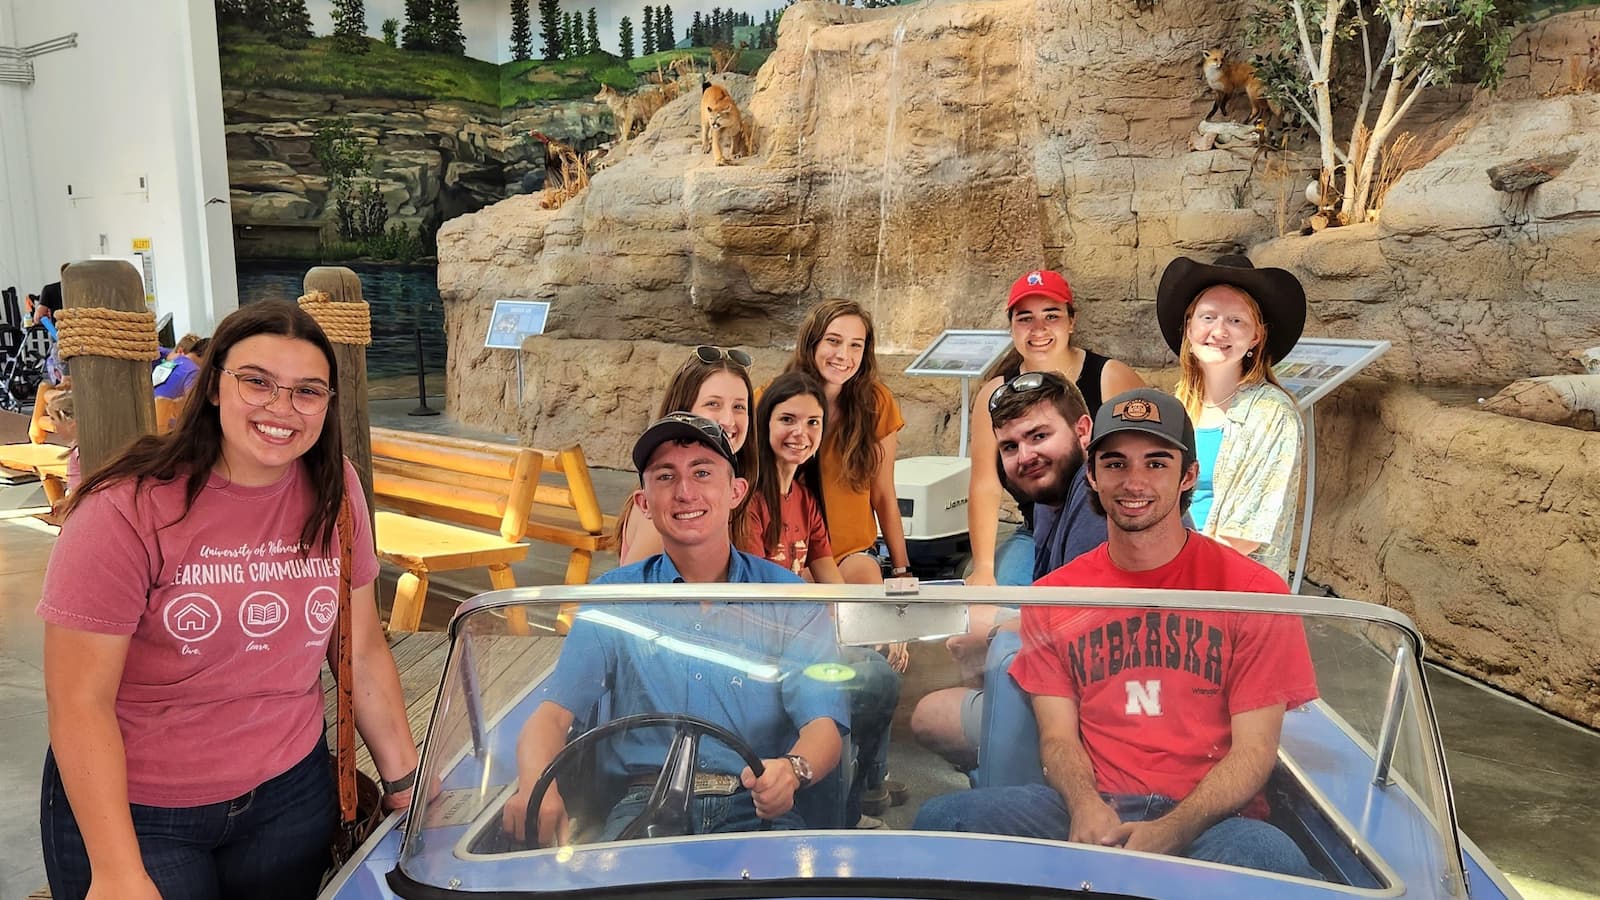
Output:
(1076, 349), (1110, 415)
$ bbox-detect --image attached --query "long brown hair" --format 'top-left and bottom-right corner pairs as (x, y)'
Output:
(1173, 289), (1290, 421)
(749, 371), (829, 554)
(615, 349), (758, 549)
(786, 299), (881, 492)
(61, 301), (347, 554)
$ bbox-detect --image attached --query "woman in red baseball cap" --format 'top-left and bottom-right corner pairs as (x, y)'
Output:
(966, 269), (1143, 587)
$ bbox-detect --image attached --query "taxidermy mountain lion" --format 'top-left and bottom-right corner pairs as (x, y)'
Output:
(700, 77), (747, 166)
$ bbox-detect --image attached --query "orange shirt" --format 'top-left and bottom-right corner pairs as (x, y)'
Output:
(818, 381), (904, 560)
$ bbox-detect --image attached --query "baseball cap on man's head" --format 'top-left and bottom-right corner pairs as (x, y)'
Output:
(1007, 269), (1074, 312)
(1087, 388), (1195, 466)
(631, 412), (740, 480)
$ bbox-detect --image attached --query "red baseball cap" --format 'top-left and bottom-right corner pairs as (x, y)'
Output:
(1007, 269), (1074, 311)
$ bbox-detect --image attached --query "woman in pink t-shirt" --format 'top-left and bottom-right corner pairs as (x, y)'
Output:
(37, 302), (417, 900)
(739, 371), (842, 582)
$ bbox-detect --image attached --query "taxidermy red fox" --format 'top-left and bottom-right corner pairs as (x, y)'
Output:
(1202, 49), (1278, 124)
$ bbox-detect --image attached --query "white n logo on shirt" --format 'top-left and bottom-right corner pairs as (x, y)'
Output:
(1124, 679), (1163, 716)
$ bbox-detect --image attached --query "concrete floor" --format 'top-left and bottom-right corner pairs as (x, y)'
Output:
(1, 400), (1595, 898)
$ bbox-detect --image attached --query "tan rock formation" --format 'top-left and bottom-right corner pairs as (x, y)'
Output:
(1309, 382), (1600, 728)
(1483, 375), (1600, 430)
(438, 0), (1315, 369)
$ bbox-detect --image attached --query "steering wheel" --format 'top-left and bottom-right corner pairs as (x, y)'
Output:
(522, 712), (769, 848)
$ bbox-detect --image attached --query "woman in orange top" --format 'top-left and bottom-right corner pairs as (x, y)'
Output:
(782, 299), (911, 596)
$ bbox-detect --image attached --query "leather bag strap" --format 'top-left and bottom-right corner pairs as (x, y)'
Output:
(334, 496), (357, 827)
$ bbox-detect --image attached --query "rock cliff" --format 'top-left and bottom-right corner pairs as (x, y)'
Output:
(225, 89), (611, 254)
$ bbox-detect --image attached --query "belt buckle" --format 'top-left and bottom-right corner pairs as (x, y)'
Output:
(692, 773), (740, 796)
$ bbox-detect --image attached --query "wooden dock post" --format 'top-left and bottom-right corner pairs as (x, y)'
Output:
(55, 260), (158, 476)
(300, 267), (374, 516)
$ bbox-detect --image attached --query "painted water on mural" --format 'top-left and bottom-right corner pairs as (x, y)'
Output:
(236, 262), (446, 381)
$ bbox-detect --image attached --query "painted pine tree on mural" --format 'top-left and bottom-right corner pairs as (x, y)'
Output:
(402, 0), (433, 50)
(431, 0), (466, 55)
(510, 0), (533, 61)
(538, 0), (561, 59)
(586, 8), (601, 54)
(331, 0), (369, 54)
(658, 5), (673, 52)
(643, 6), (656, 56)
(619, 15), (635, 59)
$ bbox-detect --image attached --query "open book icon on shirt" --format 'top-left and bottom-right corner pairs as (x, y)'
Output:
(245, 603), (282, 627)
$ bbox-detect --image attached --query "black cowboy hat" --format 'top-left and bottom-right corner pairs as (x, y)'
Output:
(1155, 254), (1306, 365)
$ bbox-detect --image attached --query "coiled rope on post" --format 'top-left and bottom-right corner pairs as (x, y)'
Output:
(55, 307), (160, 361)
(299, 290), (373, 346)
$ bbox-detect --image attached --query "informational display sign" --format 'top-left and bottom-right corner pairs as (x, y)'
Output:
(483, 299), (551, 350)
(904, 329), (1013, 379)
(1273, 338), (1392, 409)
(1273, 336), (1391, 593)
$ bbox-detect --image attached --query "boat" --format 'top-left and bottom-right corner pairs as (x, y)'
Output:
(321, 583), (1522, 899)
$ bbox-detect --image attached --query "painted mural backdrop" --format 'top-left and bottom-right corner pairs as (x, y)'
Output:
(218, 0), (798, 265)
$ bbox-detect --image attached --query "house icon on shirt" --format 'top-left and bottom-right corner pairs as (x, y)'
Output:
(173, 603), (212, 633)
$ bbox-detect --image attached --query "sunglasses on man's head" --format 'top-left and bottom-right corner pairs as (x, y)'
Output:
(695, 345), (752, 368)
(988, 371), (1067, 414)
(660, 411), (734, 449)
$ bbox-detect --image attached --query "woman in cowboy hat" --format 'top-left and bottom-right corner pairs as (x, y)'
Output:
(1156, 254), (1306, 579)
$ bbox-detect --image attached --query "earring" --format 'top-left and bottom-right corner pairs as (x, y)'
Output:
(1245, 349), (1254, 358)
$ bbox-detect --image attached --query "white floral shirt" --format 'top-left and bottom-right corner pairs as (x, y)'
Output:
(1203, 382), (1304, 579)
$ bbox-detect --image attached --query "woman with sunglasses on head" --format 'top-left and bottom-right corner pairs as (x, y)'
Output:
(36, 301), (418, 900)
(617, 345), (757, 564)
(1157, 255), (1307, 579)
(784, 299), (911, 598)
(966, 270), (1144, 588)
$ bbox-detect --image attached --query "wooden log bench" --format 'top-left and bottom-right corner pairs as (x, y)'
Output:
(0, 383), (70, 516)
(370, 427), (617, 632)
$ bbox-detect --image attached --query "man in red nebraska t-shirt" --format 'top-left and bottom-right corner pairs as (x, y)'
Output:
(913, 388), (1322, 880)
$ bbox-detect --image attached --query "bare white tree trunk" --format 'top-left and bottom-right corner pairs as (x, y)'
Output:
(1290, 0), (1344, 205)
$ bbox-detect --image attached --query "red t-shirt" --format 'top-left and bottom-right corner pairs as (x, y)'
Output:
(1014, 533), (1318, 819)
(740, 479), (833, 575)
(37, 459), (379, 807)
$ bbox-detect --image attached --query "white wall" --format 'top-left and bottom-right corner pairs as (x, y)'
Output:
(0, 0), (236, 337)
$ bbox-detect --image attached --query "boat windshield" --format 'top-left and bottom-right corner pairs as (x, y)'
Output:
(393, 584), (1467, 899)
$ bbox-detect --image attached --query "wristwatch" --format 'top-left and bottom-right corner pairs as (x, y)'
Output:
(783, 754), (813, 789)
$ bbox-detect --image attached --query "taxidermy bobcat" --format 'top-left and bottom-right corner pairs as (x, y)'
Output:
(700, 77), (747, 166)
(1202, 49), (1277, 125)
(595, 83), (670, 143)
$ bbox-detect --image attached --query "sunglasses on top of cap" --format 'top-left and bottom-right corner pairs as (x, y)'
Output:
(988, 371), (1066, 414)
(662, 411), (734, 449)
(222, 368), (335, 415)
(695, 345), (752, 368)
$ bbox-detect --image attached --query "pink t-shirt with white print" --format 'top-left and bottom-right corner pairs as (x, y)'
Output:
(38, 459), (379, 807)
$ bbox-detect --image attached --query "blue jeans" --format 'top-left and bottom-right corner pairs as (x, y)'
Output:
(842, 645), (900, 820)
(913, 784), (1322, 880)
(41, 738), (337, 900)
(994, 527), (1037, 586)
(600, 783), (805, 839)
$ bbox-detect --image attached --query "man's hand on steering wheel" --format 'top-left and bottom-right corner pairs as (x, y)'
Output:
(740, 759), (799, 820)
(502, 784), (571, 845)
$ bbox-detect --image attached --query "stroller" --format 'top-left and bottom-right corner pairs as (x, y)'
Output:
(1, 287), (54, 412)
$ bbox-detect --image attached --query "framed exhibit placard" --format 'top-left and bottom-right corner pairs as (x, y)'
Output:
(1273, 338), (1392, 410)
(483, 299), (551, 350)
(904, 330), (1013, 457)
(904, 329), (1013, 378)
(1273, 337), (1391, 593)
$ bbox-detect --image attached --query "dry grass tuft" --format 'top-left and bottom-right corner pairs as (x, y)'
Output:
(1370, 131), (1423, 218)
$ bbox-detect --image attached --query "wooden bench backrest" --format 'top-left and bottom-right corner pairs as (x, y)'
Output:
(370, 428), (541, 543)
(368, 425), (604, 531)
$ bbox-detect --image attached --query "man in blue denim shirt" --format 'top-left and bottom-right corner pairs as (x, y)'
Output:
(504, 413), (847, 846)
